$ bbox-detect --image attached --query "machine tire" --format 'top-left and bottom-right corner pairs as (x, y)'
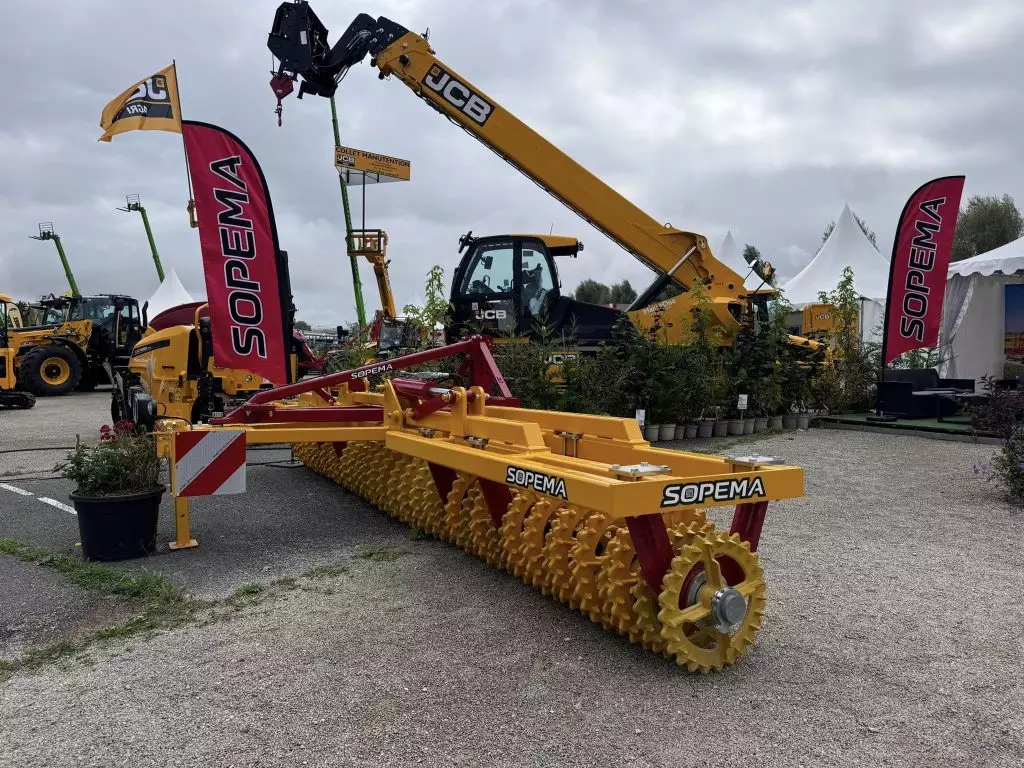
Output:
(19, 346), (82, 396)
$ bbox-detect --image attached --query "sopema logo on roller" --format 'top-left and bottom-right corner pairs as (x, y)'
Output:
(661, 476), (766, 507)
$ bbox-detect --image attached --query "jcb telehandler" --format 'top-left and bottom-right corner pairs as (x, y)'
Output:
(8, 293), (143, 396)
(267, 2), (811, 351)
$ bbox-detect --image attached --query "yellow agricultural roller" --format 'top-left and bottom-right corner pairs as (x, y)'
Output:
(152, 336), (804, 672)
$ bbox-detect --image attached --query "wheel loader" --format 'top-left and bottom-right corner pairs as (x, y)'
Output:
(0, 295), (35, 409)
(6, 293), (143, 396)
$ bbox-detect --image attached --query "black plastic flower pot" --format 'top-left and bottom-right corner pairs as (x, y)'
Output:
(69, 487), (164, 561)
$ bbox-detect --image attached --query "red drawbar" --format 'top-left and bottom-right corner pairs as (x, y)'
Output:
(214, 405), (383, 425)
(625, 514), (674, 593)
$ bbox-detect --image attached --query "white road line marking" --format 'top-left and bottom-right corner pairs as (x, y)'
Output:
(0, 483), (33, 496)
(39, 497), (76, 515)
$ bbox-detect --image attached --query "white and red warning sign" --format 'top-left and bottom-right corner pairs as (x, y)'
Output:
(173, 430), (247, 497)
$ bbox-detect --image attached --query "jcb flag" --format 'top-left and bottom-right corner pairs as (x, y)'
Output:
(98, 64), (182, 142)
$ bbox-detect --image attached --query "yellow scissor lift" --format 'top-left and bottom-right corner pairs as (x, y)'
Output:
(154, 335), (804, 672)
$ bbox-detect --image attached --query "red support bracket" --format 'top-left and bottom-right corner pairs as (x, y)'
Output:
(331, 441), (347, 458)
(625, 514), (674, 594)
(427, 463), (457, 506)
(729, 501), (769, 552)
(478, 479), (513, 526)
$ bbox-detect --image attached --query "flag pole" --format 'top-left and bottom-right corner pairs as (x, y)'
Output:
(172, 59), (197, 228)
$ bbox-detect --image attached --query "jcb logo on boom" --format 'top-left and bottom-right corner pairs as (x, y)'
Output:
(423, 65), (494, 126)
(474, 309), (507, 320)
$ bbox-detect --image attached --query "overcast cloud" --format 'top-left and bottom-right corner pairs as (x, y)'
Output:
(2, 0), (1022, 327)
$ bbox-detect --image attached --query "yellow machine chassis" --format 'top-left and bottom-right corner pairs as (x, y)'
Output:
(154, 342), (803, 673)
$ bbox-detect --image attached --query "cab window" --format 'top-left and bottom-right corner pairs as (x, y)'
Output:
(520, 248), (555, 315)
(460, 243), (514, 295)
(117, 303), (135, 346)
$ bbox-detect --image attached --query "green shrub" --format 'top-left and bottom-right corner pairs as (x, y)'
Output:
(56, 423), (161, 497)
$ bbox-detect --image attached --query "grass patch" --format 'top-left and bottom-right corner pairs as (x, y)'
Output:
(273, 576), (299, 590)
(301, 563), (350, 579)
(0, 537), (221, 679)
(0, 537), (180, 605)
(407, 526), (428, 541)
(234, 582), (264, 598)
(354, 544), (408, 562)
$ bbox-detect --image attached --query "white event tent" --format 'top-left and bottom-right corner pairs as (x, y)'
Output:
(940, 236), (1024, 383)
(781, 203), (890, 343)
(144, 268), (195, 320)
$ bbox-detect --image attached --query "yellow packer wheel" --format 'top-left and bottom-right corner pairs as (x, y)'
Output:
(657, 529), (766, 673)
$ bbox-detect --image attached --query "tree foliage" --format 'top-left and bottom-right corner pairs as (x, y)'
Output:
(573, 278), (610, 304)
(951, 194), (1024, 262)
(402, 265), (452, 331)
(742, 244), (761, 264)
(293, 319), (311, 331)
(608, 279), (637, 304)
(821, 212), (877, 248)
(573, 278), (637, 305)
(813, 266), (877, 412)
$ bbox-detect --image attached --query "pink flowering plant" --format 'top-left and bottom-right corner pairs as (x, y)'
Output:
(56, 422), (162, 498)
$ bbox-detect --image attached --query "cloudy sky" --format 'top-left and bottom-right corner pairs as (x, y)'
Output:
(2, 0), (1022, 327)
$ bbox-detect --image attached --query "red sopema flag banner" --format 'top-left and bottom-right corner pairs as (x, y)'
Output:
(881, 176), (966, 366)
(181, 120), (292, 385)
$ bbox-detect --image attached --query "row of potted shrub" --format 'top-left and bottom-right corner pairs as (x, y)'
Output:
(642, 412), (813, 442)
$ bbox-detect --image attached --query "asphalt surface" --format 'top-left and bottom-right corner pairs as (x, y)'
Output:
(0, 388), (111, 480)
(1, 393), (1023, 767)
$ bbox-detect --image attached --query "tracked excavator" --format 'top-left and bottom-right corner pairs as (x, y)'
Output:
(267, 2), (810, 350)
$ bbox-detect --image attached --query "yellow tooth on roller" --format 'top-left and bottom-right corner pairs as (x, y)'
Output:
(442, 474), (473, 545)
(540, 504), (589, 602)
(457, 484), (480, 553)
(498, 491), (537, 577)
(630, 519), (716, 657)
(467, 492), (502, 566)
(598, 528), (642, 640)
(656, 530), (766, 673)
(517, 498), (560, 590)
(569, 513), (616, 624)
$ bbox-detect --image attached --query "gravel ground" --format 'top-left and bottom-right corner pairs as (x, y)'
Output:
(2, 429), (1023, 767)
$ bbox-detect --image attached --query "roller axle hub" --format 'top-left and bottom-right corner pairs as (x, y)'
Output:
(710, 586), (747, 634)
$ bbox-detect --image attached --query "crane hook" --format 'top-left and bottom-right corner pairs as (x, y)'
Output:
(270, 71), (295, 127)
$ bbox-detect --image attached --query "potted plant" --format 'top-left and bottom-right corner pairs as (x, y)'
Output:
(696, 410), (714, 438)
(742, 411), (755, 434)
(727, 406), (745, 436)
(57, 421), (164, 561)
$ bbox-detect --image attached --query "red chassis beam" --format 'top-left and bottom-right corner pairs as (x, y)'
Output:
(211, 335), (518, 426)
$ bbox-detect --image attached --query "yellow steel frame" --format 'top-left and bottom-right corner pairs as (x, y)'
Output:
(156, 380), (803, 549)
